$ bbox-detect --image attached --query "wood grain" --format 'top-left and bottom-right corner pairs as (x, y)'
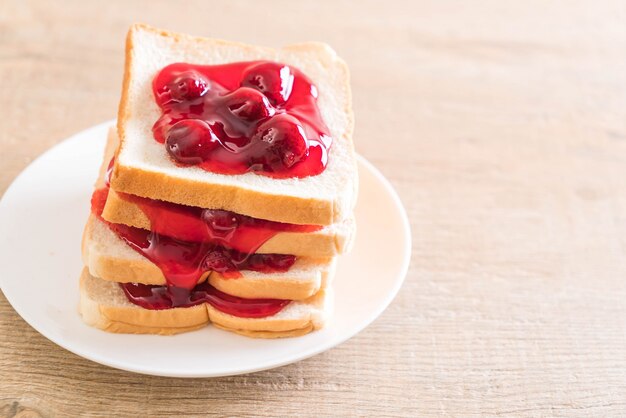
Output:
(1, 0), (626, 416)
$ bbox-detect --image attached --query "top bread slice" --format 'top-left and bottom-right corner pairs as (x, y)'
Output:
(113, 24), (358, 226)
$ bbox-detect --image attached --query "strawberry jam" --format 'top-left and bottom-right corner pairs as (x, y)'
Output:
(115, 187), (320, 252)
(152, 61), (331, 178)
(106, 220), (295, 286)
(90, 188), (295, 315)
(121, 281), (290, 317)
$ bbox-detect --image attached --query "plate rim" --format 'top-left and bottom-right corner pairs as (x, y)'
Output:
(0, 120), (412, 377)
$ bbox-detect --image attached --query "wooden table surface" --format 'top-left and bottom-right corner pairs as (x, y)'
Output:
(2, 1), (626, 416)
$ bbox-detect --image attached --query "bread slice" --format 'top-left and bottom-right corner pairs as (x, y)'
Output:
(113, 24), (357, 226)
(82, 215), (336, 300)
(98, 127), (355, 257)
(79, 269), (332, 337)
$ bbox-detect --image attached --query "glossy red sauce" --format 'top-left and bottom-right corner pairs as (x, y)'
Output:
(90, 188), (294, 315)
(121, 281), (290, 317)
(152, 61), (331, 178)
(116, 187), (320, 251)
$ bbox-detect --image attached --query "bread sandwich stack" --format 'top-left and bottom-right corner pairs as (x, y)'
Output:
(79, 24), (357, 338)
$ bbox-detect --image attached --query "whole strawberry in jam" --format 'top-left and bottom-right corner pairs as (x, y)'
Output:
(252, 114), (308, 171)
(202, 210), (239, 238)
(166, 119), (219, 164)
(241, 62), (294, 105)
(165, 71), (209, 103)
(224, 87), (275, 122)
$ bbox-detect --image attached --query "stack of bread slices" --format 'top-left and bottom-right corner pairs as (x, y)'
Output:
(79, 24), (358, 338)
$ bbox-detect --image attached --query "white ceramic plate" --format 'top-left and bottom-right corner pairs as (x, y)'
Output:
(0, 121), (411, 377)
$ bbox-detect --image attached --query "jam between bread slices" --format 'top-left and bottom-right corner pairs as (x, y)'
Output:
(121, 281), (290, 316)
(152, 61), (331, 178)
(116, 188), (321, 251)
(91, 188), (294, 316)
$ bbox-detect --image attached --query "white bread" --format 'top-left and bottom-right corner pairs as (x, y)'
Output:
(98, 127), (355, 257)
(82, 215), (336, 300)
(79, 268), (332, 337)
(112, 24), (358, 226)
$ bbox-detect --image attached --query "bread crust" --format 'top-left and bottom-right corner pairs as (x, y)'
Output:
(209, 262), (335, 300)
(114, 24), (357, 226)
(212, 323), (314, 338)
(79, 269), (329, 338)
(111, 164), (338, 225)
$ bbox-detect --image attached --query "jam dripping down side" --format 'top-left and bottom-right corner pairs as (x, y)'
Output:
(91, 188), (293, 315)
(152, 61), (332, 178)
(121, 281), (290, 317)
(90, 188), (296, 291)
(113, 187), (320, 253)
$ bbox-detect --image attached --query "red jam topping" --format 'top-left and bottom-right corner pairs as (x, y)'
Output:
(115, 189), (320, 253)
(151, 61), (331, 178)
(91, 188), (109, 217)
(90, 188), (296, 290)
(121, 281), (290, 317)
